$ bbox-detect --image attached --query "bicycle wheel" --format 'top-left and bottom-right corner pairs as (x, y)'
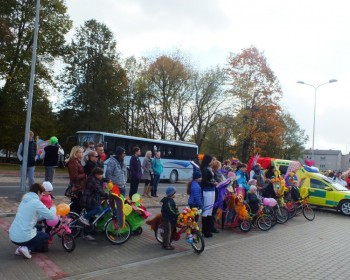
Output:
(104, 218), (131, 245)
(191, 230), (205, 254)
(155, 224), (164, 244)
(257, 215), (272, 231)
(62, 234), (75, 252)
(67, 212), (82, 238)
(296, 203), (303, 216)
(303, 205), (315, 221)
(287, 203), (297, 219)
(239, 220), (252, 232)
(276, 207), (289, 224)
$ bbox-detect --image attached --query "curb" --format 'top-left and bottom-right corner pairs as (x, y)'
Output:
(0, 213), (16, 217)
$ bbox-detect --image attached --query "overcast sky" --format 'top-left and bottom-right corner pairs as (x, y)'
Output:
(65, 0), (350, 154)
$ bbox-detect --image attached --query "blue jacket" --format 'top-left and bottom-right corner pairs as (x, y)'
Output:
(152, 158), (164, 176)
(188, 180), (203, 209)
(236, 169), (249, 192)
(9, 192), (56, 243)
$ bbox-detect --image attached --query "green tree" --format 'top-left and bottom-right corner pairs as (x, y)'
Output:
(280, 112), (308, 159)
(58, 19), (127, 136)
(0, 0), (72, 157)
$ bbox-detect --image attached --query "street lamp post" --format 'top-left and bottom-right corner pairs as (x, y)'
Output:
(297, 79), (338, 161)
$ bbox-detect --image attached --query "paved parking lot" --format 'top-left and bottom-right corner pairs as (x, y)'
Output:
(1, 207), (350, 280)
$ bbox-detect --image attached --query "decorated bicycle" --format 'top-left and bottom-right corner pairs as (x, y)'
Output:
(146, 207), (205, 254)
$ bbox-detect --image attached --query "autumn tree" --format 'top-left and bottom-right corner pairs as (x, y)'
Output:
(0, 0), (72, 156)
(226, 46), (285, 162)
(58, 19), (127, 138)
(191, 67), (228, 149)
(142, 53), (193, 140)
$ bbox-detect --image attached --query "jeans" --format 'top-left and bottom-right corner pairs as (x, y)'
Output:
(129, 178), (140, 198)
(44, 166), (56, 183)
(20, 166), (35, 188)
(12, 231), (49, 252)
(84, 205), (104, 220)
(152, 174), (160, 196)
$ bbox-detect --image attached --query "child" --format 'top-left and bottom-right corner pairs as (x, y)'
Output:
(40, 181), (54, 244)
(247, 184), (261, 215)
(187, 170), (203, 210)
(41, 181), (53, 209)
(160, 186), (179, 250)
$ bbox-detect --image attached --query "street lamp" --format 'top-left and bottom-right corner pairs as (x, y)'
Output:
(297, 79), (338, 160)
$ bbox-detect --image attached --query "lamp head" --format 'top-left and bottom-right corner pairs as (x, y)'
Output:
(297, 81), (305, 84)
(329, 79), (337, 83)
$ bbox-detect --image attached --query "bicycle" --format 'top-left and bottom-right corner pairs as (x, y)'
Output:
(147, 208), (205, 254)
(285, 196), (315, 221)
(48, 215), (76, 252)
(262, 198), (289, 225)
(247, 206), (273, 231)
(68, 194), (132, 245)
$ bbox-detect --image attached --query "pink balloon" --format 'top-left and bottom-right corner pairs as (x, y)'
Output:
(262, 197), (269, 206)
(268, 198), (277, 207)
(46, 215), (59, 227)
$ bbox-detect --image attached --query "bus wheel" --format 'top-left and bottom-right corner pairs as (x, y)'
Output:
(169, 170), (178, 184)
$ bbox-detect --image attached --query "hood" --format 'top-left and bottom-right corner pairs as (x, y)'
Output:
(160, 197), (171, 204)
(115, 146), (126, 157)
(21, 192), (39, 203)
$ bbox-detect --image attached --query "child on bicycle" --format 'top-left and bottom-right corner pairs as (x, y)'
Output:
(187, 170), (203, 210)
(247, 183), (261, 215)
(160, 186), (179, 250)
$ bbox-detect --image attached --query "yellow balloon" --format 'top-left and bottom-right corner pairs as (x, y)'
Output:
(124, 204), (132, 216)
(56, 203), (70, 216)
(132, 193), (141, 203)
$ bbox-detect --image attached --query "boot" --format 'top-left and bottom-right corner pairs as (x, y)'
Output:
(142, 185), (148, 197)
(202, 217), (213, 238)
(146, 185), (152, 198)
(210, 216), (220, 233)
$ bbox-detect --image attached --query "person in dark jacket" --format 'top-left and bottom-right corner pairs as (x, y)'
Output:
(160, 186), (179, 250)
(247, 185), (261, 215)
(200, 154), (216, 238)
(84, 151), (98, 176)
(129, 146), (142, 198)
(40, 136), (64, 183)
(17, 130), (37, 187)
(79, 167), (108, 226)
(263, 165), (277, 199)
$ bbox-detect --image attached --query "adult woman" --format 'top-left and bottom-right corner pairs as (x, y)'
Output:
(66, 146), (87, 213)
(9, 183), (56, 259)
(151, 151), (164, 197)
(200, 154), (216, 238)
(264, 165), (277, 199)
(141, 150), (153, 198)
(79, 167), (108, 226)
(210, 160), (224, 234)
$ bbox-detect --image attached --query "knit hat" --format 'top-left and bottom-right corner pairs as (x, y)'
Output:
(193, 170), (202, 180)
(42, 181), (53, 192)
(166, 186), (176, 197)
(248, 179), (257, 186)
(115, 146), (126, 157)
(250, 185), (257, 192)
(50, 136), (58, 144)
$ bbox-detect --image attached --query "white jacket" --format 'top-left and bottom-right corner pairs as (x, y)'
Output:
(9, 192), (56, 243)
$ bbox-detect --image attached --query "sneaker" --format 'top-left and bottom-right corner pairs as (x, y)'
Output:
(15, 246), (22, 256)
(83, 234), (95, 241)
(18, 246), (32, 259)
(79, 217), (90, 226)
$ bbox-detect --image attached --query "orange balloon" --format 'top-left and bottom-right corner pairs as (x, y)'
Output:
(56, 203), (70, 216)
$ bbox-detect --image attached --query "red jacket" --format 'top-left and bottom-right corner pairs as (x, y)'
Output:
(67, 158), (86, 190)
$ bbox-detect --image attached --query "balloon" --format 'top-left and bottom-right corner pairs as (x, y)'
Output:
(132, 193), (141, 203)
(268, 198), (277, 207)
(124, 204), (132, 216)
(112, 185), (120, 195)
(56, 203), (70, 216)
(46, 215), (59, 227)
(262, 197), (269, 206)
(305, 159), (315, 167)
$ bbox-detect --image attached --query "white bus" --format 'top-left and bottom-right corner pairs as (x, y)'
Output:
(75, 131), (198, 183)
